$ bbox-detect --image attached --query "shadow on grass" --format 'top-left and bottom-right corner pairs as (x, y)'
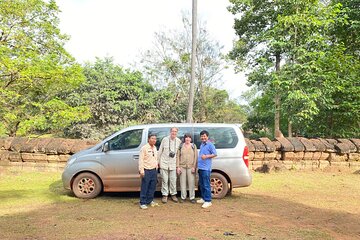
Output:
(0, 190), (33, 201)
(48, 178), (165, 200)
(1, 186), (360, 239)
(48, 178), (201, 200)
(48, 179), (74, 200)
(99, 190), (200, 199)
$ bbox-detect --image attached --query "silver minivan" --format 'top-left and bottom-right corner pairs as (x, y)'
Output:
(62, 123), (251, 199)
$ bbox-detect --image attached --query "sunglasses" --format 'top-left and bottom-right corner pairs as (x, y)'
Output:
(148, 150), (155, 157)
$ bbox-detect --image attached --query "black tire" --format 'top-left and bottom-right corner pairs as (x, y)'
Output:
(210, 172), (229, 199)
(72, 172), (102, 199)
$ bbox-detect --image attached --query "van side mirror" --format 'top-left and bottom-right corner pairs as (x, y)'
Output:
(103, 142), (110, 152)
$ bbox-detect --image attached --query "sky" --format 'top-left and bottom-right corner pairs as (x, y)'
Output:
(57, 0), (248, 99)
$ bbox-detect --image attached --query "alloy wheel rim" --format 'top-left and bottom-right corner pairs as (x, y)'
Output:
(77, 177), (95, 195)
(211, 177), (223, 196)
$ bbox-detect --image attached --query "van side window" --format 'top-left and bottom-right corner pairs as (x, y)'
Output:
(194, 127), (238, 149)
(149, 127), (192, 150)
(108, 129), (143, 150)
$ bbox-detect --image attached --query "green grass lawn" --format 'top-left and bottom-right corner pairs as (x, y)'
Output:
(0, 169), (359, 240)
(0, 171), (74, 216)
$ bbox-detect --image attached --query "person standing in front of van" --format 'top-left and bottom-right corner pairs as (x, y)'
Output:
(197, 130), (217, 208)
(139, 134), (159, 210)
(176, 133), (198, 203)
(158, 127), (182, 203)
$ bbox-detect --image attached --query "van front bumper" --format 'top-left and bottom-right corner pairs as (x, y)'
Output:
(62, 170), (72, 190)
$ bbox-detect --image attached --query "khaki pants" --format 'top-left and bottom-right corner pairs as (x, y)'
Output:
(179, 167), (195, 200)
(160, 169), (177, 196)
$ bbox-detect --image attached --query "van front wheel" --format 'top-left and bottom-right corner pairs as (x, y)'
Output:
(72, 172), (102, 199)
(210, 172), (229, 199)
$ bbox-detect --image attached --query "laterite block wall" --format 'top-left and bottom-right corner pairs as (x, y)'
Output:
(0, 137), (359, 172)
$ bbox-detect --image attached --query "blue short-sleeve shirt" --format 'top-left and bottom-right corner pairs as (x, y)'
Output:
(198, 141), (217, 171)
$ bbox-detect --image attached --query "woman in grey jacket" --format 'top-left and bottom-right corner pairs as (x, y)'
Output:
(176, 133), (198, 203)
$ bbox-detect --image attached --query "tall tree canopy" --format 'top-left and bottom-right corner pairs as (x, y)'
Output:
(229, 0), (360, 138)
(0, 0), (87, 136)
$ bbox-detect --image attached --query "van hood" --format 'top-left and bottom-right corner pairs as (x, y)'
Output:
(71, 145), (97, 158)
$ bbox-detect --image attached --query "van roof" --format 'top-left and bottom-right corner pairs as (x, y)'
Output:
(126, 123), (242, 129)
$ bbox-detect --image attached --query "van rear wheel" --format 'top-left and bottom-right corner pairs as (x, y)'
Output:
(211, 172), (229, 199)
(72, 172), (102, 199)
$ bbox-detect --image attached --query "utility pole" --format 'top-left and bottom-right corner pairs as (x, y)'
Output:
(186, 0), (197, 123)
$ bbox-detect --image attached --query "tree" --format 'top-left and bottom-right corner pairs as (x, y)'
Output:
(137, 13), (246, 124)
(0, 0), (88, 136)
(64, 57), (170, 139)
(229, 0), (359, 138)
(195, 87), (247, 123)
(300, 0), (360, 137)
(228, 0), (290, 137)
(187, 0), (197, 123)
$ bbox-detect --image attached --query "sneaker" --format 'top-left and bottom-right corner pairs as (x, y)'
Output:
(196, 198), (205, 204)
(162, 196), (168, 204)
(202, 202), (212, 209)
(171, 195), (179, 203)
(179, 198), (185, 203)
(190, 199), (196, 204)
(150, 201), (159, 207)
(140, 204), (148, 210)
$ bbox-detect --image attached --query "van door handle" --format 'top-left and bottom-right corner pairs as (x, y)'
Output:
(133, 154), (139, 160)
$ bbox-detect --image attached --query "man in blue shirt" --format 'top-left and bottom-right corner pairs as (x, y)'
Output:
(197, 130), (217, 208)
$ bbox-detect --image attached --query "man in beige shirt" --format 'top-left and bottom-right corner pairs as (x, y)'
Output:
(139, 134), (159, 209)
(158, 127), (181, 203)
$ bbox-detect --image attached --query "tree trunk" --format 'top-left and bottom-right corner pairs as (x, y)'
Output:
(288, 121), (292, 137)
(274, 52), (283, 138)
(186, 0), (197, 123)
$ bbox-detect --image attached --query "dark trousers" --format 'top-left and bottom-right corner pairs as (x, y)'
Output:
(198, 169), (212, 202)
(140, 168), (157, 205)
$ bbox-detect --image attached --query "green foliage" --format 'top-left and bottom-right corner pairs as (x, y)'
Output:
(64, 57), (170, 139)
(0, 3), (247, 138)
(229, 0), (360, 137)
(0, 0), (88, 136)
(195, 87), (247, 123)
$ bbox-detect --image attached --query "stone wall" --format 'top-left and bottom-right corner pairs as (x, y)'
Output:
(0, 137), (359, 172)
(246, 137), (360, 172)
(0, 137), (97, 171)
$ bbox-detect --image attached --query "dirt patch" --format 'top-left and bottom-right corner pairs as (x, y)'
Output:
(0, 171), (360, 239)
